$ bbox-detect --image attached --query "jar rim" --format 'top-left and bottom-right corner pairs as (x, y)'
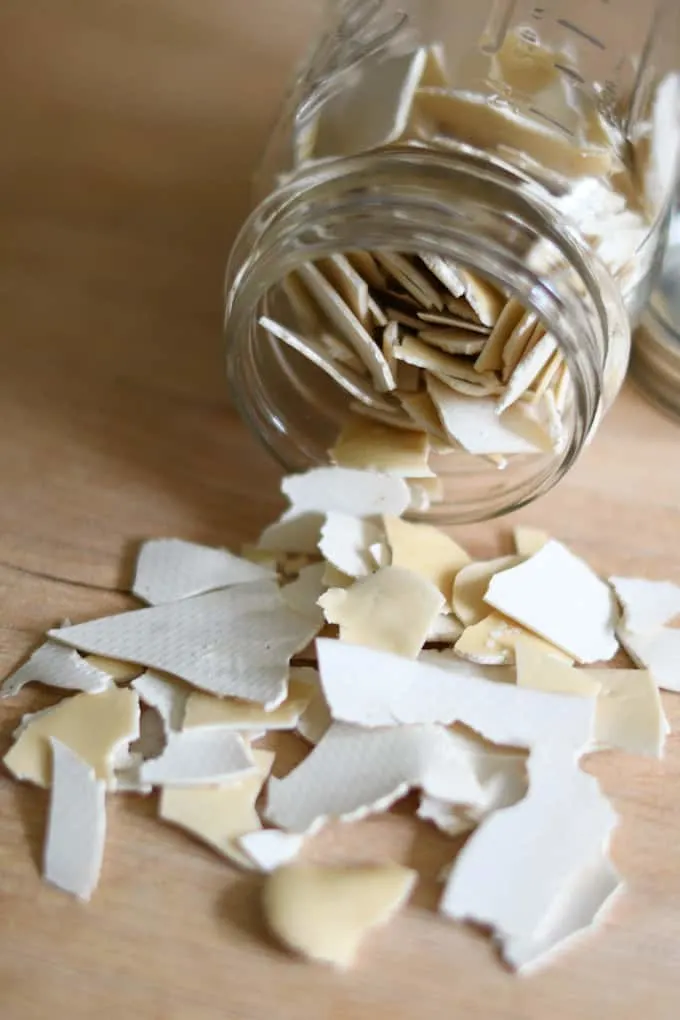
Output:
(225, 148), (629, 523)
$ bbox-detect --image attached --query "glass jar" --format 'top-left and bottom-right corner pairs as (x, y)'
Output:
(225, 0), (680, 522)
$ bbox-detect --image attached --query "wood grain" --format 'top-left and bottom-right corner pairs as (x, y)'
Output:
(1, 3), (680, 1018)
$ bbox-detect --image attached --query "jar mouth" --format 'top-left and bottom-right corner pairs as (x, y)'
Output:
(225, 148), (628, 523)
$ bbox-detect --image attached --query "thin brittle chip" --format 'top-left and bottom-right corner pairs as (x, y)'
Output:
(266, 722), (484, 833)
(238, 830), (306, 873)
(263, 863), (416, 969)
(452, 556), (521, 626)
(43, 739), (106, 901)
(140, 729), (255, 787)
(427, 376), (540, 454)
(282, 467), (411, 518)
(318, 254), (370, 326)
(515, 637), (599, 698)
(458, 269), (505, 326)
(497, 332), (558, 412)
(419, 253), (465, 298)
(260, 316), (395, 411)
(609, 576), (680, 634)
(280, 563), (326, 627)
(440, 742), (620, 971)
(485, 540), (619, 663)
(0, 641), (113, 699)
(617, 627), (680, 693)
(4, 685), (140, 788)
(183, 677), (312, 732)
(159, 749), (275, 867)
(383, 516), (470, 598)
(588, 669), (668, 758)
(318, 513), (383, 579)
(330, 417), (434, 478)
(317, 640), (592, 750)
(132, 671), (189, 734)
(49, 582), (319, 709)
(132, 537), (274, 605)
(295, 263), (396, 391)
(374, 252), (444, 310)
(319, 566), (444, 659)
(513, 525), (550, 557)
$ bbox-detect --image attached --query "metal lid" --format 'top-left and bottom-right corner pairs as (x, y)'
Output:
(631, 215), (680, 421)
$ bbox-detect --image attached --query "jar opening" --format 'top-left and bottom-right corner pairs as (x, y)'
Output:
(225, 149), (628, 522)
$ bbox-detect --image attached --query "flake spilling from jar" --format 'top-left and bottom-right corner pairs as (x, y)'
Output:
(2, 466), (678, 973)
(255, 33), (680, 491)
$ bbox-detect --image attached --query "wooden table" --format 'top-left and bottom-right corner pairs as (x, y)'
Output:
(1, 3), (679, 1018)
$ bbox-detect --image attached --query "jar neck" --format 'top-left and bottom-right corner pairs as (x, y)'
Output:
(225, 148), (629, 521)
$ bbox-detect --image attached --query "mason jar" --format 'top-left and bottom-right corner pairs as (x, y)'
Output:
(224, 0), (680, 522)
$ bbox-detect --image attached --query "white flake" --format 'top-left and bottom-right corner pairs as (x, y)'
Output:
(132, 671), (189, 734)
(609, 576), (680, 634)
(317, 639), (593, 751)
(280, 563), (326, 627)
(485, 540), (619, 663)
(427, 376), (540, 454)
(281, 467), (410, 518)
(132, 538), (274, 605)
(258, 510), (325, 555)
(49, 582), (319, 709)
(43, 739), (106, 901)
(440, 744), (619, 971)
(617, 627), (680, 693)
(238, 830), (305, 872)
(0, 641), (113, 699)
(140, 728), (255, 787)
(266, 722), (485, 834)
(318, 514), (383, 579)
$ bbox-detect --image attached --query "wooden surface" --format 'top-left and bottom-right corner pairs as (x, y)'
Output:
(1, 3), (680, 1018)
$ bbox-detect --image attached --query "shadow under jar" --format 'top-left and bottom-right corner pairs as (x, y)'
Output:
(225, 0), (680, 523)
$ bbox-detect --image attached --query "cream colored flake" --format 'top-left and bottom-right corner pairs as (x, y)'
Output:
(84, 655), (143, 681)
(399, 391), (450, 443)
(458, 270), (504, 327)
(296, 682), (332, 746)
(429, 372), (499, 398)
(313, 49), (427, 160)
(515, 637), (600, 697)
(319, 566), (444, 659)
(383, 515), (470, 599)
(132, 537), (274, 605)
(318, 254), (370, 326)
(417, 330), (486, 356)
(260, 316), (392, 411)
(43, 739), (107, 901)
(416, 89), (615, 179)
(513, 525), (550, 557)
(396, 336), (497, 388)
(374, 252), (444, 310)
(455, 613), (516, 665)
(295, 263), (395, 391)
(485, 540), (619, 663)
(50, 583), (318, 709)
(159, 749), (274, 867)
(501, 313), (539, 380)
(0, 641), (114, 699)
(588, 669), (667, 758)
(617, 627), (680, 693)
(419, 309), (488, 332)
(319, 513), (383, 579)
(501, 400), (556, 454)
(183, 677), (312, 732)
(346, 251), (386, 290)
(609, 576), (680, 634)
(427, 375), (540, 455)
(440, 743), (620, 971)
(452, 556), (521, 626)
(475, 298), (525, 372)
(419, 253), (465, 298)
(530, 349), (563, 402)
(140, 728), (255, 787)
(316, 640), (592, 750)
(497, 332), (558, 412)
(4, 686), (139, 789)
(263, 863), (416, 969)
(266, 722), (484, 833)
(330, 417), (434, 478)
(238, 830), (305, 873)
(419, 44), (450, 89)
(321, 561), (353, 588)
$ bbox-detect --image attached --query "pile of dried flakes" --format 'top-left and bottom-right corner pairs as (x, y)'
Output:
(2, 465), (679, 972)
